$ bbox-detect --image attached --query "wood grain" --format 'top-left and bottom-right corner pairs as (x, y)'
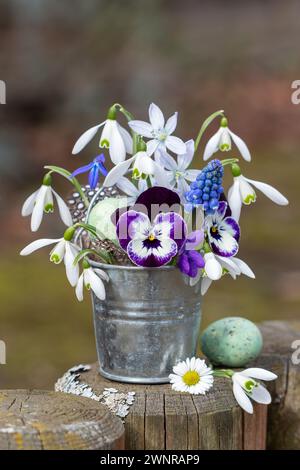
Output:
(0, 390), (124, 450)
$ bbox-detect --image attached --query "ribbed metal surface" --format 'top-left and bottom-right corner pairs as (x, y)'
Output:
(90, 262), (202, 383)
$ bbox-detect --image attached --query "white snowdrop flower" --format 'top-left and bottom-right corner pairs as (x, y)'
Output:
(203, 117), (251, 162)
(21, 174), (72, 232)
(232, 368), (277, 414)
(228, 164), (289, 221)
(128, 103), (186, 157)
(20, 227), (80, 287)
(72, 106), (133, 165)
(169, 357), (214, 395)
(75, 261), (109, 302)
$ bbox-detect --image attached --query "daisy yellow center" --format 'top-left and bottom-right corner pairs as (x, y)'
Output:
(182, 370), (200, 386)
(148, 233), (155, 241)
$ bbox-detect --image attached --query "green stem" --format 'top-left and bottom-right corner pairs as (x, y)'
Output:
(194, 109), (224, 151)
(221, 158), (239, 167)
(44, 165), (90, 208)
(113, 102), (138, 154)
(212, 369), (234, 378)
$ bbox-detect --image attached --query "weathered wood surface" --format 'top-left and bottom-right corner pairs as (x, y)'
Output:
(71, 364), (266, 450)
(0, 390), (124, 450)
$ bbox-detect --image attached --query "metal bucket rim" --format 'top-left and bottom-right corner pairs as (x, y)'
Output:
(88, 258), (176, 271)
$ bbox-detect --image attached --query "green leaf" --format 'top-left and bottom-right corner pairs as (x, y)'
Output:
(44, 165), (90, 208)
(44, 165), (72, 178)
(73, 248), (113, 266)
(194, 109), (224, 151)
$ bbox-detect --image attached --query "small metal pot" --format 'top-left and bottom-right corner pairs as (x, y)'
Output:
(90, 261), (202, 384)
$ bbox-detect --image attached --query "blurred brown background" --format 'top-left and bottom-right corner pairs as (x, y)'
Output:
(0, 0), (299, 389)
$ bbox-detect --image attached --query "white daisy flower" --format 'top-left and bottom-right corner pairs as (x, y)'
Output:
(128, 103), (186, 157)
(169, 357), (214, 395)
(231, 368), (277, 414)
(203, 117), (251, 162)
(75, 262), (109, 301)
(228, 164), (289, 221)
(20, 230), (80, 287)
(21, 176), (72, 232)
(72, 107), (133, 165)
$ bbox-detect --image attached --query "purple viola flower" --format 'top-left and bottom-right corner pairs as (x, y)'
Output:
(116, 210), (187, 267)
(205, 201), (240, 257)
(177, 230), (205, 278)
(71, 154), (108, 190)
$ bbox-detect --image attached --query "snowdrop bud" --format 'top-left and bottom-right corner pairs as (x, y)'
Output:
(63, 226), (76, 241)
(231, 163), (242, 177)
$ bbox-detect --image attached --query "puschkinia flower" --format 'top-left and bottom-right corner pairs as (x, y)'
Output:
(116, 176), (148, 206)
(203, 117), (251, 162)
(205, 201), (240, 257)
(116, 210), (187, 267)
(231, 368), (277, 414)
(228, 164), (289, 221)
(71, 154), (108, 190)
(169, 357), (214, 395)
(158, 139), (199, 201)
(72, 114), (133, 165)
(128, 103), (186, 157)
(20, 233), (80, 287)
(76, 262), (109, 301)
(21, 177), (73, 232)
(177, 230), (204, 278)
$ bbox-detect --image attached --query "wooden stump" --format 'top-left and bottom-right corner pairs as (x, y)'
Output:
(65, 364), (266, 450)
(0, 390), (124, 450)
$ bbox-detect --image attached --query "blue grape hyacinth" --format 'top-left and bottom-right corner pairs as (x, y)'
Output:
(185, 159), (224, 213)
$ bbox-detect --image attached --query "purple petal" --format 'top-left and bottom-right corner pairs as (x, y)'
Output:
(97, 161), (108, 177)
(219, 193), (232, 217)
(94, 153), (105, 163)
(178, 252), (190, 275)
(127, 237), (177, 267)
(134, 186), (180, 219)
(154, 211), (187, 251)
(210, 232), (239, 257)
(88, 165), (99, 190)
(188, 250), (205, 268)
(216, 201), (228, 218)
(187, 260), (198, 278)
(185, 230), (204, 250)
(116, 210), (150, 251)
(223, 216), (240, 242)
(71, 162), (94, 177)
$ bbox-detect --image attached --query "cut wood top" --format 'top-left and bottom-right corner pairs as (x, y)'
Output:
(0, 390), (124, 450)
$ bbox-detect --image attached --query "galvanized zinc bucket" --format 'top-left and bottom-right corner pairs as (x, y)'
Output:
(90, 260), (202, 384)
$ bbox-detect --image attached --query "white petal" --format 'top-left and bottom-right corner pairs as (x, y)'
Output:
(245, 178), (289, 206)
(52, 189), (73, 227)
(109, 121), (126, 164)
(30, 185), (48, 232)
(135, 153), (155, 175)
(165, 136), (186, 155)
(203, 128), (222, 161)
(232, 257), (255, 279)
(153, 162), (171, 187)
(232, 381), (253, 414)
(239, 177), (256, 205)
(20, 238), (60, 256)
(103, 156), (135, 187)
(72, 123), (104, 154)
(75, 273), (84, 301)
(165, 112), (178, 134)
(177, 139), (195, 170)
(184, 169), (199, 182)
(228, 178), (242, 221)
(99, 119), (112, 147)
(146, 139), (160, 156)
(159, 150), (177, 170)
(116, 176), (139, 197)
(50, 239), (66, 264)
(64, 242), (79, 287)
(117, 123), (133, 154)
(204, 253), (222, 280)
(216, 255), (241, 278)
(149, 103), (165, 129)
(241, 368), (277, 381)
(228, 129), (251, 162)
(201, 277), (212, 295)
(250, 384), (271, 405)
(128, 120), (153, 138)
(86, 269), (106, 300)
(21, 190), (39, 217)
(93, 268), (109, 282)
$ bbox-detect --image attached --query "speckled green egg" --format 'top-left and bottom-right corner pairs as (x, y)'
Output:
(200, 317), (263, 367)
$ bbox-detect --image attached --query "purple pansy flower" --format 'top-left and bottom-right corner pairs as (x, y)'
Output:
(205, 201), (240, 257)
(117, 210), (187, 267)
(71, 154), (108, 190)
(178, 230), (205, 278)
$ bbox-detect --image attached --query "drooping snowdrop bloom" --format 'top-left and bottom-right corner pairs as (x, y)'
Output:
(117, 210), (187, 267)
(169, 357), (214, 395)
(228, 164), (289, 221)
(231, 368), (277, 414)
(203, 117), (251, 162)
(116, 176), (147, 206)
(128, 103), (186, 157)
(21, 174), (73, 232)
(159, 140), (199, 201)
(205, 201), (240, 257)
(71, 154), (108, 190)
(75, 260), (109, 301)
(20, 227), (80, 287)
(72, 107), (133, 165)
